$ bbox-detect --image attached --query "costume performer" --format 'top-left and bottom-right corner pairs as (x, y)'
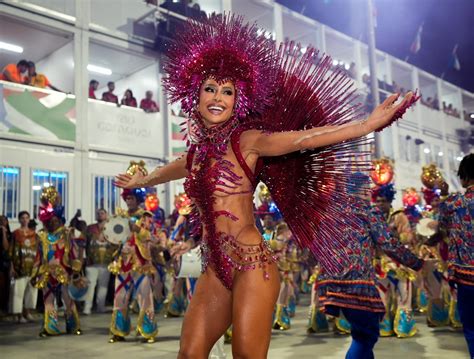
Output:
(269, 222), (293, 330)
(115, 14), (418, 357)
(437, 154), (474, 357)
(401, 187), (427, 313)
(108, 162), (158, 343)
(166, 193), (193, 317)
(418, 165), (459, 327)
(145, 193), (169, 313)
(317, 172), (424, 358)
(371, 159), (420, 338)
(307, 265), (330, 334)
(84, 208), (117, 315)
(32, 187), (82, 337)
(9, 211), (38, 322)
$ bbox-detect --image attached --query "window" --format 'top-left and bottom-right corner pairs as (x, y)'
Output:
(423, 143), (432, 164)
(433, 145), (443, 169)
(0, 166), (20, 220)
(32, 169), (68, 219)
(93, 175), (121, 216)
(448, 149), (456, 172)
(398, 135), (410, 162)
(410, 138), (420, 163)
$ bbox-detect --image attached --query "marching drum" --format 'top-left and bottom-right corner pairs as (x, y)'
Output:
(176, 246), (202, 278)
(103, 216), (131, 245)
(68, 274), (90, 301)
(416, 218), (436, 240)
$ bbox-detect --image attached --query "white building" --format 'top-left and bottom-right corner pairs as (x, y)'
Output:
(0, 0), (472, 227)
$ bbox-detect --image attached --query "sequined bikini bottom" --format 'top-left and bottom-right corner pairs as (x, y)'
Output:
(200, 232), (277, 290)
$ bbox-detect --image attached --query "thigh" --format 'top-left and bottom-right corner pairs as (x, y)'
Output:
(232, 262), (280, 359)
(178, 267), (232, 359)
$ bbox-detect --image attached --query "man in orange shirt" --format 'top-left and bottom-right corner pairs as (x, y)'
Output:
(28, 61), (62, 91)
(0, 60), (28, 83)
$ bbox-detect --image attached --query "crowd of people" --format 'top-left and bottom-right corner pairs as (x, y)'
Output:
(88, 80), (160, 113)
(0, 59), (62, 92)
(0, 155), (472, 357)
(0, 60), (160, 114)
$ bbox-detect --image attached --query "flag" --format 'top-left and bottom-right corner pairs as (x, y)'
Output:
(449, 44), (461, 71)
(410, 24), (423, 54)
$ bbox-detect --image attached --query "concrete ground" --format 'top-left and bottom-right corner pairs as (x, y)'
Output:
(0, 296), (469, 359)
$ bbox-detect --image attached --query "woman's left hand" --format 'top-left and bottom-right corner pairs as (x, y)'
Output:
(365, 92), (414, 133)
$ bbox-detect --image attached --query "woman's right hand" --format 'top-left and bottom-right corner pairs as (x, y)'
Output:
(115, 171), (146, 189)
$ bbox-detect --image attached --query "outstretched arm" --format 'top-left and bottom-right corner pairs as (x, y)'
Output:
(115, 154), (188, 189)
(243, 92), (413, 157)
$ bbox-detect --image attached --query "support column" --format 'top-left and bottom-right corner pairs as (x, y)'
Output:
(273, 3), (284, 43)
(73, 0), (92, 222)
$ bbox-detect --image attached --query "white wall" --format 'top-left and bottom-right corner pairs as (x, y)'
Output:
(106, 62), (161, 106)
(36, 42), (74, 93)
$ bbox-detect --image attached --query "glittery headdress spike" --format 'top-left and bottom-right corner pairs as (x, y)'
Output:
(163, 13), (277, 119)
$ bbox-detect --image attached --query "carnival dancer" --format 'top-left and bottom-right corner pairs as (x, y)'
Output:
(307, 265), (330, 334)
(164, 193), (193, 317)
(317, 172), (424, 357)
(115, 14), (418, 357)
(108, 162), (158, 343)
(145, 193), (169, 313)
(401, 187), (427, 313)
(108, 209), (158, 343)
(31, 187), (82, 337)
(436, 154), (474, 357)
(83, 208), (117, 315)
(9, 211), (38, 322)
(418, 165), (458, 327)
(269, 222), (293, 330)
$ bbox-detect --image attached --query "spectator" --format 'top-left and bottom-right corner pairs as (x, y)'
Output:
(0, 60), (29, 84)
(121, 89), (138, 107)
(27, 61), (62, 92)
(0, 215), (12, 314)
(89, 80), (99, 99)
(348, 62), (357, 79)
(10, 211), (38, 323)
(28, 219), (38, 231)
(102, 81), (119, 104)
(362, 73), (370, 85)
(140, 90), (160, 113)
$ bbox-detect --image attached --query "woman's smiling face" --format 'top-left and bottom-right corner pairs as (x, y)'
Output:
(198, 78), (236, 127)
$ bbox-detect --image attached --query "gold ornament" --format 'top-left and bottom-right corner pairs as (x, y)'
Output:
(421, 164), (444, 189)
(40, 186), (59, 206)
(126, 160), (148, 177)
(258, 184), (272, 203)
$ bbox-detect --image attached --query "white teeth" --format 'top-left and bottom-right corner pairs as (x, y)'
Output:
(208, 106), (224, 111)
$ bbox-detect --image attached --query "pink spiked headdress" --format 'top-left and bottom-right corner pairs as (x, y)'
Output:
(163, 14), (277, 119)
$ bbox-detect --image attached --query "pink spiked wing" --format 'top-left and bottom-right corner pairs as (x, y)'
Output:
(255, 43), (375, 275)
(163, 14), (278, 119)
